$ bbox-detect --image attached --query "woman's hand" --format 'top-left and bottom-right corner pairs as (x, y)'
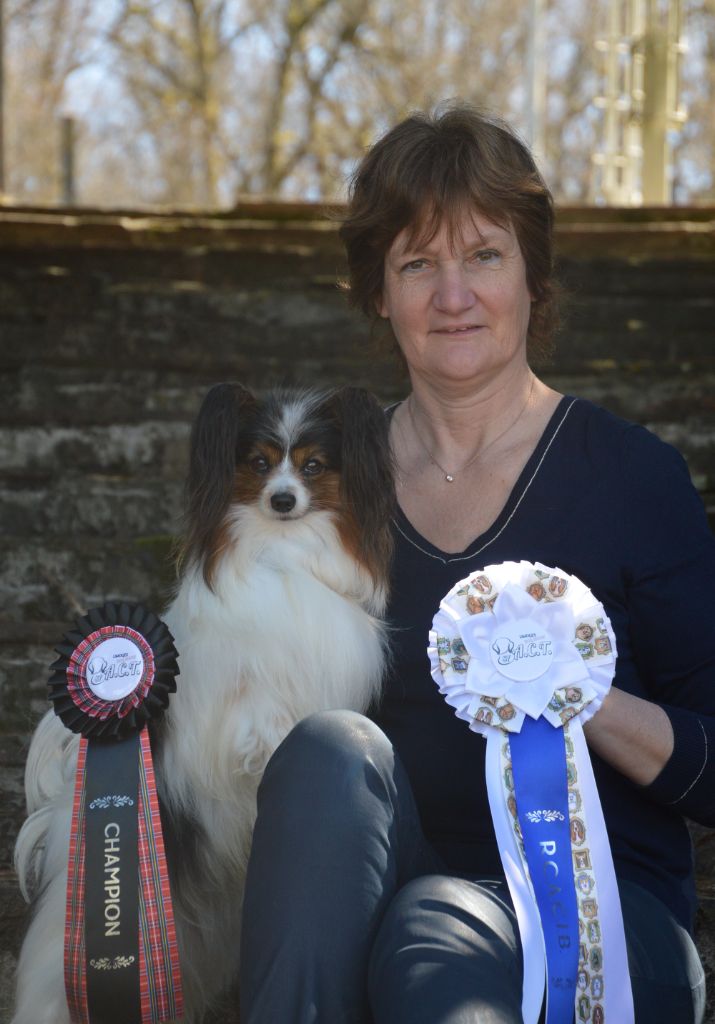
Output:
(582, 688), (674, 787)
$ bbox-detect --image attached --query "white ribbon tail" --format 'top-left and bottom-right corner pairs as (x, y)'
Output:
(485, 732), (544, 1024)
(570, 720), (635, 1023)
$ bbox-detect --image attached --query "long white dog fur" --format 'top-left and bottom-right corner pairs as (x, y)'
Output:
(13, 383), (394, 1022)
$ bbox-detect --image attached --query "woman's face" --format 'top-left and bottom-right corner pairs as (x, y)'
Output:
(378, 212), (533, 390)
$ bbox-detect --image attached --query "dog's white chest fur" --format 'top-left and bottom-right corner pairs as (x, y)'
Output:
(162, 510), (385, 789)
(150, 515), (387, 1012)
(12, 384), (393, 1024)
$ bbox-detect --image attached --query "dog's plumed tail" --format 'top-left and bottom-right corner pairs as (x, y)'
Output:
(14, 710), (78, 902)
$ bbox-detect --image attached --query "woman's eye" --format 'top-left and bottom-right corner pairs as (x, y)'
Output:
(402, 258), (428, 272)
(249, 455), (269, 474)
(473, 249), (499, 265)
(302, 459), (324, 476)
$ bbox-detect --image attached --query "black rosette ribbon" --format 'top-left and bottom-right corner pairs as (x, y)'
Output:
(48, 602), (178, 741)
(50, 602), (184, 1024)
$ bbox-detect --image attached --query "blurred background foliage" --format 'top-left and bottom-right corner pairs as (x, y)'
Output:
(2, 0), (714, 207)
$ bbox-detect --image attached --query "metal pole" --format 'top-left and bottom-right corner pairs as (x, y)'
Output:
(0, 0), (5, 196)
(641, 0), (670, 203)
(526, 0), (547, 162)
(602, 0), (621, 202)
(61, 116), (76, 205)
(625, 0), (646, 204)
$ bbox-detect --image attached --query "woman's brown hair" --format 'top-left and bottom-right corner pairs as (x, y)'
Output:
(339, 103), (558, 362)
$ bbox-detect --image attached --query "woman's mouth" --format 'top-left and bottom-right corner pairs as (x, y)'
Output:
(434, 324), (482, 335)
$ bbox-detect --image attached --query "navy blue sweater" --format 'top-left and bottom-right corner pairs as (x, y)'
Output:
(374, 397), (715, 933)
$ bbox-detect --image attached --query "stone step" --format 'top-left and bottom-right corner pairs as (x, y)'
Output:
(0, 736), (29, 877)
(557, 258), (715, 297)
(0, 367), (209, 428)
(0, 476), (182, 538)
(3, 364), (715, 427)
(0, 422), (190, 479)
(0, 643), (53, 736)
(3, 319), (715, 376)
(0, 536), (177, 623)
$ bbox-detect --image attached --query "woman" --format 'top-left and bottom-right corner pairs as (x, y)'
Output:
(239, 105), (711, 1022)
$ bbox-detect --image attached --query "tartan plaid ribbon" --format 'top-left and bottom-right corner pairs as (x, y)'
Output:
(53, 604), (182, 1024)
(65, 738), (88, 1023)
(137, 729), (183, 1021)
(64, 733), (184, 1024)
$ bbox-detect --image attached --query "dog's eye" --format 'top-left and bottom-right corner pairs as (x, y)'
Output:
(302, 458), (324, 476)
(249, 455), (270, 474)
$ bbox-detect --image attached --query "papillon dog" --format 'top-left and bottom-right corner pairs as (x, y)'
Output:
(13, 382), (394, 1023)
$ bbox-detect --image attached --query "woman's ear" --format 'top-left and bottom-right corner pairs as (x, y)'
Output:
(376, 292), (389, 319)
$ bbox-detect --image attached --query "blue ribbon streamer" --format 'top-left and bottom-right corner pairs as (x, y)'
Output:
(510, 715), (579, 1024)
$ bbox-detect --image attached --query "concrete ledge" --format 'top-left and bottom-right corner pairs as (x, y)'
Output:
(0, 203), (713, 260)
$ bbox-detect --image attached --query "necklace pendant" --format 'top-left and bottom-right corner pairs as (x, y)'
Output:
(445, 474), (454, 483)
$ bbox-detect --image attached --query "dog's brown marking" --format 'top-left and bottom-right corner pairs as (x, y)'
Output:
(235, 441), (284, 497)
(202, 443), (285, 586)
(305, 467), (341, 508)
(335, 507), (366, 571)
(289, 447), (378, 576)
(289, 445), (328, 472)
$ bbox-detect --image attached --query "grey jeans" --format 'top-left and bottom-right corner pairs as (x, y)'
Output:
(239, 710), (706, 1023)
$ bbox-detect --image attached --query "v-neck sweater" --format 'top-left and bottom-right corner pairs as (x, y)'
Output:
(374, 396), (715, 932)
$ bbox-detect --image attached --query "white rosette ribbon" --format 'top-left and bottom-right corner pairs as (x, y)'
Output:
(428, 561), (634, 1024)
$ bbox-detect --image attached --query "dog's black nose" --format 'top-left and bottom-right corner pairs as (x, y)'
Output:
(270, 492), (297, 513)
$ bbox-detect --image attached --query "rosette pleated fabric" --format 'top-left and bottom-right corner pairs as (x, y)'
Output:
(49, 603), (183, 1024)
(428, 561), (634, 1024)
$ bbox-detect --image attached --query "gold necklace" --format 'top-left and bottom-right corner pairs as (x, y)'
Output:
(406, 377), (535, 483)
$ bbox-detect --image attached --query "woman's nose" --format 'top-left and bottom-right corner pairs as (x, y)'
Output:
(433, 264), (476, 313)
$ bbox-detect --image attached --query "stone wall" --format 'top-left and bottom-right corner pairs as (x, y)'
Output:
(0, 202), (714, 1021)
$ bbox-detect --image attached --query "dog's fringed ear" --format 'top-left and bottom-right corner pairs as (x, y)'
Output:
(182, 382), (256, 588)
(328, 386), (395, 587)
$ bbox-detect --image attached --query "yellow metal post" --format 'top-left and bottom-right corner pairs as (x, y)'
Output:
(593, 0), (685, 205)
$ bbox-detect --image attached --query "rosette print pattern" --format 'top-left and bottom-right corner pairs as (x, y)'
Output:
(50, 602), (183, 1024)
(428, 562), (634, 1024)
